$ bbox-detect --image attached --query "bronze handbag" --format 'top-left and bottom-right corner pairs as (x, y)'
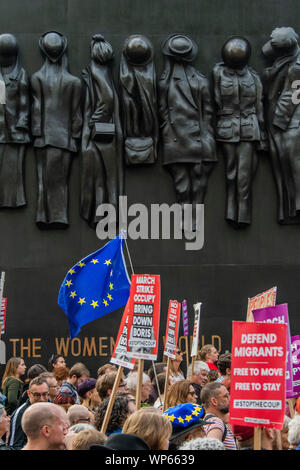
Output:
(124, 136), (155, 165)
(91, 122), (115, 143)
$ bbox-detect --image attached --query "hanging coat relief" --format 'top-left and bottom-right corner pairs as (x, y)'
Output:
(31, 31), (82, 228)
(80, 34), (123, 229)
(0, 33), (30, 208)
(120, 34), (158, 166)
(158, 34), (217, 231)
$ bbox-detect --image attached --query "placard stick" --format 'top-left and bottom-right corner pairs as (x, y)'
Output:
(100, 365), (124, 434)
(191, 355), (196, 377)
(287, 398), (296, 418)
(136, 359), (144, 410)
(163, 356), (171, 412)
(184, 336), (189, 372)
(253, 427), (262, 450)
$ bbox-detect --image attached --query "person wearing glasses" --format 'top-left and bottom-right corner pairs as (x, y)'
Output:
(169, 349), (185, 383)
(164, 380), (197, 409)
(8, 376), (50, 450)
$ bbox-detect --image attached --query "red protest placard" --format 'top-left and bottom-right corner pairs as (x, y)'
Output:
(163, 300), (181, 359)
(126, 274), (160, 360)
(229, 321), (286, 430)
(111, 300), (136, 370)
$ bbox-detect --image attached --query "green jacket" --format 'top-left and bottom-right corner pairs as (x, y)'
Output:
(2, 377), (24, 416)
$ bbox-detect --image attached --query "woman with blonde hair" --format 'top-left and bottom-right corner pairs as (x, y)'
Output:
(122, 407), (172, 450)
(165, 380), (196, 409)
(169, 348), (185, 382)
(1, 357), (26, 415)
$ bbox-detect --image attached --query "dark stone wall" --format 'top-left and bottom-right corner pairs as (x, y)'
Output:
(1, 0), (300, 376)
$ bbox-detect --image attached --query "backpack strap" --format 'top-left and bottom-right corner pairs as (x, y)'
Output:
(205, 414), (227, 442)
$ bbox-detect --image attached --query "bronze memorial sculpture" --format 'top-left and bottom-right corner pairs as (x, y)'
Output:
(158, 33), (217, 231)
(120, 34), (158, 166)
(262, 27), (300, 224)
(31, 31), (82, 228)
(81, 34), (123, 228)
(0, 33), (30, 208)
(213, 36), (268, 227)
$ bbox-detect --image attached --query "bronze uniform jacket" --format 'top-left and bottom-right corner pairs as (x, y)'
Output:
(213, 62), (267, 147)
(158, 62), (216, 165)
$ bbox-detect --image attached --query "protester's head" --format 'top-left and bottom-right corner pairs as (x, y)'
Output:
(68, 363), (90, 387)
(72, 428), (106, 450)
(147, 363), (167, 382)
(217, 353), (231, 377)
(179, 437), (225, 450)
(0, 404), (10, 439)
(233, 424), (281, 450)
(26, 364), (47, 382)
(69, 423), (95, 433)
(288, 414), (300, 448)
(39, 372), (59, 402)
(125, 372), (152, 402)
(187, 361), (209, 387)
(96, 371), (124, 401)
(200, 382), (229, 415)
(27, 376), (50, 405)
(94, 395), (135, 435)
(163, 403), (211, 449)
(166, 380), (196, 409)
(67, 404), (92, 426)
(54, 366), (70, 387)
(78, 377), (99, 406)
(281, 415), (291, 450)
(1, 357), (26, 387)
(122, 408), (172, 450)
(151, 372), (169, 397)
(53, 393), (76, 412)
(199, 345), (219, 364)
(208, 370), (219, 383)
(48, 354), (66, 373)
(97, 364), (117, 377)
(169, 348), (184, 376)
(21, 402), (69, 450)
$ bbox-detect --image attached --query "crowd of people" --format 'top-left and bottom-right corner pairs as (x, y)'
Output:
(0, 344), (299, 451)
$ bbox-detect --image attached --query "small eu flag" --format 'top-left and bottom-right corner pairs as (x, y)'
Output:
(58, 233), (131, 339)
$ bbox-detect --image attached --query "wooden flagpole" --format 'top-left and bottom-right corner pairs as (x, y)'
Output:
(253, 427), (262, 450)
(100, 365), (124, 434)
(163, 357), (171, 412)
(136, 359), (144, 410)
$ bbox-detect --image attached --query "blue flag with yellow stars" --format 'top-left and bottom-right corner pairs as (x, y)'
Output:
(58, 233), (131, 339)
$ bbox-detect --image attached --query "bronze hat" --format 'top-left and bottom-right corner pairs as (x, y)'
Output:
(162, 33), (198, 62)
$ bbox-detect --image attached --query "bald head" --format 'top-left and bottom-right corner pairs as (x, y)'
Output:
(67, 404), (91, 426)
(22, 403), (63, 439)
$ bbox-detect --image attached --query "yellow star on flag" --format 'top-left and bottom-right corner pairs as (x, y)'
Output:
(70, 291), (77, 299)
(168, 414), (176, 422)
(107, 294), (113, 301)
(91, 259), (99, 264)
(103, 299), (109, 307)
(78, 262), (85, 268)
(91, 300), (99, 309)
(192, 410), (199, 416)
(68, 269), (76, 275)
(78, 298), (86, 306)
(177, 417), (185, 424)
(65, 280), (72, 287)
(185, 415), (192, 422)
(109, 282), (114, 290)
(110, 270), (113, 277)
(104, 259), (112, 266)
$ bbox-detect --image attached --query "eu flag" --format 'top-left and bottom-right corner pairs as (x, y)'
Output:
(58, 233), (131, 339)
